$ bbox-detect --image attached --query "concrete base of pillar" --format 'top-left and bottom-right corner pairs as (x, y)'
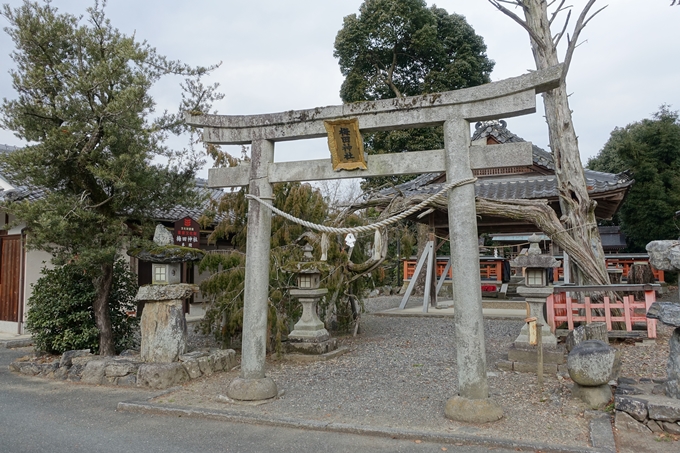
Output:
(226, 376), (278, 401)
(444, 395), (504, 423)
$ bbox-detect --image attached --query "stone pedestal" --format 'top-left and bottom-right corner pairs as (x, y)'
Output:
(286, 288), (338, 356)
(516, 285), (557, 347)
(136, 284), (196, 363)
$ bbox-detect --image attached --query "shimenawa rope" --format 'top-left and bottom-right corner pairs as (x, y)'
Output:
(244, 177), (477, 235)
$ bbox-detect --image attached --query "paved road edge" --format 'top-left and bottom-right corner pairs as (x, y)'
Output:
(117, 400), (613, 453)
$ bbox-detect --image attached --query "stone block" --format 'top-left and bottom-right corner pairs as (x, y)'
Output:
(572, 383), (612, 409)
(81, 360), (108, 385)
(662, 421), (680, 435)
(54, 366), (69, 380)
(182, 359), (202, 379)
(615, 395), (648, 421)
(507, 345), (565, 364)
(512, 361), (558, 374)
(647, 399), (680, 422)
(137, 363), (190, 389)
(197, 356), (214, 376)
(615, 384), (644, 396)
(17, 362), (41, 375)
(210, 349), (236, 372)
(116, 374), (137, 387)
(496, 360), (513, 371)
(646, 420), (664, 433)
(179, 351), (208, 361)
(59, 349), (91, 368)
(71, 356), (98, 367)
(567, 340), (618, 386)
(67, 365), (82, 381)
(105, 361), (139, 377)
(615, 410), (651, 433)
(38, 362), (59, 377)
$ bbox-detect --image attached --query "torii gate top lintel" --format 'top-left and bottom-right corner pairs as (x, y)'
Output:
(185, 64), (563, 146)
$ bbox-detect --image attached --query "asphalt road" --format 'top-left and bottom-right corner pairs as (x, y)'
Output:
(0, 347), (520, 453)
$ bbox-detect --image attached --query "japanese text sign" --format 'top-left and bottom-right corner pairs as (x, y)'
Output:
(324, 118), (367, 171)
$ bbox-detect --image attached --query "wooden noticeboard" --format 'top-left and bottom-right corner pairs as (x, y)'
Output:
(174, 217), (200, 248)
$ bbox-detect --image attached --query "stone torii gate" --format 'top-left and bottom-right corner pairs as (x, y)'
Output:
(187, 65), (562, 422)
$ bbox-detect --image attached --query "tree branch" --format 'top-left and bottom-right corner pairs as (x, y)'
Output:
(563, 1), (607, 82)
(488, 0), (548, 51)
(548, 0), (568, 26)
(552, 9), (571, 48)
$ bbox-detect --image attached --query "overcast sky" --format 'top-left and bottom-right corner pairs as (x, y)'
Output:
(0, 0), (678, 178)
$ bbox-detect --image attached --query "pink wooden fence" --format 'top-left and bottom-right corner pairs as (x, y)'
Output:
(546, 284), (659, 339)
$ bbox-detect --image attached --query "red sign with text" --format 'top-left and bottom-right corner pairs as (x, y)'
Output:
(174, 217), (200, 248)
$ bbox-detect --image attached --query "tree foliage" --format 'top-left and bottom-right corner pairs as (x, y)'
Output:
(198, 178), (376, 352)
(334, 0), (494, 191)
(26, 260), (138, 355)
(0, 0), (222, 355)
(587, 106), (680, 251)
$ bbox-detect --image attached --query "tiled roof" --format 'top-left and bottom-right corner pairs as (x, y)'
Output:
(374, 121), (633, 201)
(151, 178), (225, 223)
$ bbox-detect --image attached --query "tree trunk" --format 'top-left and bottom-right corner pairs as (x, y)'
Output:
(493, 0), (610, 287)
(92, 261), (115, 356)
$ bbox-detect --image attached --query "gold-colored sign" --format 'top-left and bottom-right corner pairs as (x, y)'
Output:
(324, 118), (367, 171)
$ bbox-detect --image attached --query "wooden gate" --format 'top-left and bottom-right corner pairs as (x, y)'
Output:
(0, 235), (22, 322)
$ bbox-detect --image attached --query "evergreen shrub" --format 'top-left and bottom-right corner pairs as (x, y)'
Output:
(26, 260), (139, 354)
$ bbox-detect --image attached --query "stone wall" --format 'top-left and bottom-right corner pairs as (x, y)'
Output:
(614, 378), (680, 435)
(10, 348), (236, 390)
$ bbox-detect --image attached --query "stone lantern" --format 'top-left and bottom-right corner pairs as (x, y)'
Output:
(510, 234), (561, 348)
(285, 242), (337, 355)
(128, 224), (204, 363)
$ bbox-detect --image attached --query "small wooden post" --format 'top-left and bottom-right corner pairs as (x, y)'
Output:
(537, 321), (544, 388)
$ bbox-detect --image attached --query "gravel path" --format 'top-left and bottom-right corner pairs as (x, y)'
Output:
(154, 296), (596, 448)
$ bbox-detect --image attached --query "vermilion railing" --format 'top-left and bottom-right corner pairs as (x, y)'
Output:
(402, 258), (505, 282)
(546, 284), (658, 338)
(552, 258), (664, 283)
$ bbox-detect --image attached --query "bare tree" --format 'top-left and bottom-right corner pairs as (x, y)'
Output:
(487, 0), (611, 285)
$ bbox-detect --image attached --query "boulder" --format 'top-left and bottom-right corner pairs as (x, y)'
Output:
(567, 340), (619, 386)
(646, 240), (680, 271)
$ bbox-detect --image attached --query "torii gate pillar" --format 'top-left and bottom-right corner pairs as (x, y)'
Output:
(226, 139), (278, 400)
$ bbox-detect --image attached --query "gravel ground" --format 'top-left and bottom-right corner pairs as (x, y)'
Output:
(152, 296), (598, 448)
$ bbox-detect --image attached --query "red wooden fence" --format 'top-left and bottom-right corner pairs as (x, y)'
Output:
(546, 284), (658, 338)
